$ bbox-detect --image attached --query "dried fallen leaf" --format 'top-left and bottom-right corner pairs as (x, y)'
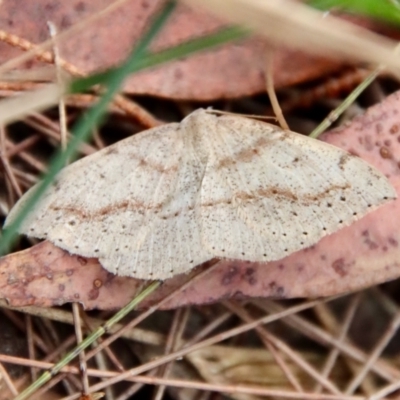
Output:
(0, 0), (352, 100)
(1, 92), (400, 310)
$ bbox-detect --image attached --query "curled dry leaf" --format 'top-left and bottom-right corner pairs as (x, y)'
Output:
(0, 0), (352, 100)
(1, 92), (400, 309)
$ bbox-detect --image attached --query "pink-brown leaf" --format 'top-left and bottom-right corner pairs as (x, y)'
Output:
(0, 0), (350, 100)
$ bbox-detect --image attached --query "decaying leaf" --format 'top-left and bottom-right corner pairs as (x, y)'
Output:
(0, 0), (359, 100)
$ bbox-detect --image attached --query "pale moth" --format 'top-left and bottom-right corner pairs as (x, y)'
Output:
(5, 109), (397, 279)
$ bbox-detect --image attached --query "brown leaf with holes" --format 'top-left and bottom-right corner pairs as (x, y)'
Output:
(0, 0), (355, 100)
(1, 91), (400, 310)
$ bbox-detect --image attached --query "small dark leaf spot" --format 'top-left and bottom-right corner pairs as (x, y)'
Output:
(115, 248), (119, 252)
(292, 212), (298, 216)
(30, 228), (35, 231)
(55, 216), (61, 221)
(322, 227), (327, 231)
(380, 146), (392, 159)
(340, 196), (346, 201)
(300, 242), (304, 245)
(212, 246), (215, 250)
(189, 260), (194, 263)
(383, 196), (388, 200)
(327, 203), (332, 208)
(368, 204), (372, 208)
(263, 253), (267, 257)
(94, 249), (99, 253)
(303, 232), (308, 235)
(339, 220), (343, 224)
(284, 248), (288, 252)
(241, 252), (245, 256)
(283, 233), (287, 237)
(75, 245), (79, 249)
(68, 220), (76, 226)
(93, 279), (102, 288)
(353, 212), (357, 216)
(58, 238), (63, 242)
(272, 232), (276, 235)
(221, 249), (225, 252)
